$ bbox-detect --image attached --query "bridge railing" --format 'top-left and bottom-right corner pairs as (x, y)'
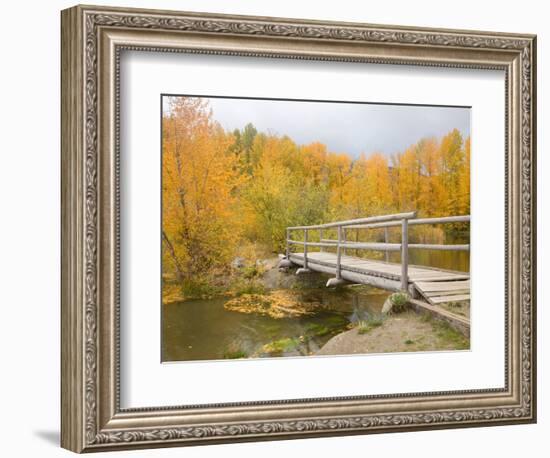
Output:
(285, 212), (470, 291)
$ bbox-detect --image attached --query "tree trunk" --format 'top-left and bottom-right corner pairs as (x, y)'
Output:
(162, 231), (185, 282)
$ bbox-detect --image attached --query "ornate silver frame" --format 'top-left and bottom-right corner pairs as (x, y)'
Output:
(61, 4), (537, 453)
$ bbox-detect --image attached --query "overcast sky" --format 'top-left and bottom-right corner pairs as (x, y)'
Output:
(167, 96), (470, 158)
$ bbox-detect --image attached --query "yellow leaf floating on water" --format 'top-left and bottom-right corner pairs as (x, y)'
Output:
(224, 290), (322, 319)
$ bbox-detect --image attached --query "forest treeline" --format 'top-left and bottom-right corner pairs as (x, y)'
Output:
(162, 96), (470, 293)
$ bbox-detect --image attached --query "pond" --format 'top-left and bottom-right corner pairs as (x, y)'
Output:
(162, 282), (387, 362)
(162, 247), (469, 362)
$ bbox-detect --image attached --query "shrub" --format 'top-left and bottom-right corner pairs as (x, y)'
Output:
(389, 292), (409, 313)
(181, 278), (218, 299)
(233, 279), (267, 296)
(241, 264), (262, 279)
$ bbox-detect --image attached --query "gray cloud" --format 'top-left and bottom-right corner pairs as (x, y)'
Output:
(171, 96), (470, 158)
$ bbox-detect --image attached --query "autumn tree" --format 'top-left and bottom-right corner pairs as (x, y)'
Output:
(392, 145), (421, 212)
(340, 153), (392, 218)
(417, 138), (446, 217)
(241, 135), (329, 251)
(162, 97), (243, 283)
(296, 142), (329, 185)
(439, 128), (465, 215)
(457, 136), (471, 215)
(228, 122), (258, 174)
(325, 153), (353, 217)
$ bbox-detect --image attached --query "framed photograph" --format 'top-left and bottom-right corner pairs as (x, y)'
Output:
(61, 4), (537, 453)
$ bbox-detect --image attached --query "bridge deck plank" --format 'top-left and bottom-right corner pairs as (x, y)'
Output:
(415, 280), (471, 291)
(429, 294), (471, 304)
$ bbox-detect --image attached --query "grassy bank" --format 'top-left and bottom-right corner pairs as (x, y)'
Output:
(162, 245), (273, 304)
(317, 310), (470, 356)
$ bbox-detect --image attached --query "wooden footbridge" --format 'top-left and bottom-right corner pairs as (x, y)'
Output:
(279, 211), (470, 305)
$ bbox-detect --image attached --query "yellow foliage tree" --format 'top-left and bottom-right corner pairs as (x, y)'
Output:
(393, 145), (421, 212)
(417, 138), (446, 217)
(297, 142), (329, 185)
(457, 136), (471, 215)
(326, 153), (353, 216)
(439, 128), (465, 215)
(242, 137), (329, 251)
(162, 97), (243, 282)
(341, 153), (392, 217)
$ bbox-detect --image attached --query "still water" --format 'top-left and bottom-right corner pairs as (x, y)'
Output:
(388, 248), (470, 272)
(162, 248), (469, 362)
(163, 286), (387, 362)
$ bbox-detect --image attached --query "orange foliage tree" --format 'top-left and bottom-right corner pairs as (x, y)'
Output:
(162, 97), (243, 282)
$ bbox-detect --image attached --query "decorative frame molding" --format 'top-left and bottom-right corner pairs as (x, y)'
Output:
(61, 4), (536, 453)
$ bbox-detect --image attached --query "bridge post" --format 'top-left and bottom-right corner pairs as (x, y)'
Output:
(303, 229), (309, 270)
(342, 228), (347, 257)
(401, 218), (409, 291)
(319, 228), (324, 253)
(285, 228), (290, 258)
(384, 227), (390, 262)
(336, 226), (342, 279)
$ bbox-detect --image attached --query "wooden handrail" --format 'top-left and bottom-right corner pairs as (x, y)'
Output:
(409, 243), (469, 251)
(288, 240), (401, 251)
(307, 240), (469, 251)
(342, 215), (470, 230)
(286, 211), (416, 230)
